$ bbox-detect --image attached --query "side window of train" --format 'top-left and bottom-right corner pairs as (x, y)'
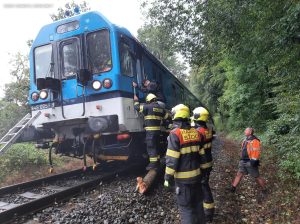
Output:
(86, 29), (112, 74)
(119, 41), (134, 77)
(60, 38), (79, 78)
(136, 59), (143, 84)
(172, 84), (177, 98)
(172, 82), (184, 103)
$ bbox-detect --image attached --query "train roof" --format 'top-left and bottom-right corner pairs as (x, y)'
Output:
(32, 11), (133, 47)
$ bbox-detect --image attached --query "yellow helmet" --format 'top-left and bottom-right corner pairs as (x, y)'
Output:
(171, 104), (190, 120)
(193, 107), (209, 122)
(146, 93), (157, 103)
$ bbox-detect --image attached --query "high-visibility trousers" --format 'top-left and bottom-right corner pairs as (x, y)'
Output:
(175, 182), (206, 224)
(146, 131), (160, 169)
(201, 169), (214, 219)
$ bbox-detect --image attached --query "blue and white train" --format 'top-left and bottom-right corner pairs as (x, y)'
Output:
(27, 11), (204, 164)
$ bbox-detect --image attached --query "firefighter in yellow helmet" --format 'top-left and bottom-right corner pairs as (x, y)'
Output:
(164, 104), (206, 224)
(134, 93), (168, 170)
(193, 107), (214, 222)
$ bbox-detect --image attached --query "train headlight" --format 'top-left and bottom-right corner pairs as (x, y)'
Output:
(103, 78), (112, 89)
(31, 92), (39, 101)
(92, 80), (102, 90)
(39, 90), (48, 100)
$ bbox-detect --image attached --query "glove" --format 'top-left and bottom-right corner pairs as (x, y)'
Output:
(250, 159), (260, 167)
(164, 180), (170, 188)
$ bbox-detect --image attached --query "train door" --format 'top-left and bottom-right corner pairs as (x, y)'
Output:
(58, 37), (85, 118)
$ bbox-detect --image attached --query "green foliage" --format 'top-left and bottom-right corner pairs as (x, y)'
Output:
(50, 1), (90, 21)
(0, 100), (28, 138)
(4, 52), (30, 106)
(0, 144), (48, 181)
(142, 0), (300, 180)
(0, 50), (30, 138)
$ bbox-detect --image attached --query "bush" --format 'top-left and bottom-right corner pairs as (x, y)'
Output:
(0, 143), (48, 181)
(265, 115), (300, 181)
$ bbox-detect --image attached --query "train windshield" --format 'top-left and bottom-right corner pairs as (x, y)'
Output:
(86, 29), (112, 74)
(34, 44), (53, 79)
(61, 39), (79, 77)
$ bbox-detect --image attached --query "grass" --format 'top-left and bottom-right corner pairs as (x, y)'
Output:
(0, 143), (85, 187)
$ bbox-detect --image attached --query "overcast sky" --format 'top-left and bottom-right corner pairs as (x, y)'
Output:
(0, 0), (144, 97)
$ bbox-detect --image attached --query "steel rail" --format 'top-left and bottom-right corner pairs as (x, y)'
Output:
(0, 163), (139, 224)
(0, 167), (95, 196)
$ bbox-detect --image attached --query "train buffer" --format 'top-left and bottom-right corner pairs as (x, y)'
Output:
(0, 111), (41, 155)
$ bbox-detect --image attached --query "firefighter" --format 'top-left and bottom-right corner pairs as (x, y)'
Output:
(134, 93), (166, 170)
(132, 79), (166, 108)
(192, 107), (214, 222)
(230, 127), (267, 194)
(164, 104), (206, 224)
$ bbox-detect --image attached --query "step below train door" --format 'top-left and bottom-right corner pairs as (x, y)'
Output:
(59, 37), (85, 119)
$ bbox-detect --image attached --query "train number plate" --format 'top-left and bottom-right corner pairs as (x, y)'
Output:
(31, 103), (55, 111)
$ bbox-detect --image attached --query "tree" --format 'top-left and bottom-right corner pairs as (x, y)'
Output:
(0, 100), (28, 137)
(4, 52), (30, 106)
(50, 0), (90, 21)
(141, 0), (300, 179)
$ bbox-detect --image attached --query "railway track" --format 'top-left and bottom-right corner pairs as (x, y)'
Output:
(0, 162), (142, 224)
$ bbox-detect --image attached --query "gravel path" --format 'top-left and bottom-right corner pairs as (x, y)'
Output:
(21, 174), (179, 224)
(18, 135), (299, 223)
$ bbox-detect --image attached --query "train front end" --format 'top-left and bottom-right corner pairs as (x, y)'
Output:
(28, 11), (144, 163)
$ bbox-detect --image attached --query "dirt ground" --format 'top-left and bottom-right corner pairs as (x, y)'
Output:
(210, 135), (300, 224)
(0, 158), (87, 187)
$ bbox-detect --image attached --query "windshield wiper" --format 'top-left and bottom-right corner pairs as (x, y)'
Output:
(87, 50), (96, 72)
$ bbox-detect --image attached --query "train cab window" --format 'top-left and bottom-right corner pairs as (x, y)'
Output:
(86, 30), (112, 74)
(61, 39), (79, 77)
(119, 42), (134, 77)
(34, 44), (53, 80)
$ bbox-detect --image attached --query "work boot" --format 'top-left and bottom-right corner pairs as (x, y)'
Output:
(227, 186), (236, 193)
(205, 215), (213, 223)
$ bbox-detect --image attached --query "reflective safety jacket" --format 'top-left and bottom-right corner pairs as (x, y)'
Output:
(165, 123), (205, 184)
(241, 135), (261, 160)
(195, 122), (213, 170)
(134, 101), (167, 132)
